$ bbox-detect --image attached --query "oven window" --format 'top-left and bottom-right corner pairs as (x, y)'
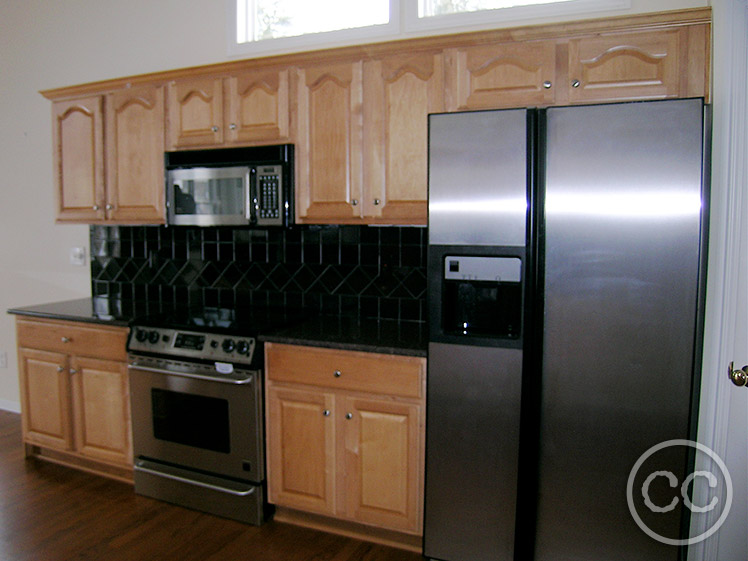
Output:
(151, 389), (230, 454)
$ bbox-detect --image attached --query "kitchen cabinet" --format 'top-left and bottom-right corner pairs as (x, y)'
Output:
(15, 318), (132, 481)
(265, 343), (426, 535)
(566, 26), (708, 103)
(53, 85), (165, 224)
(296, 53), (440, 226)
(444, 40), (557, 110)
(294, 61), (364, 223)
(361, 52), (442, 225)
(167, 69), (291, 149)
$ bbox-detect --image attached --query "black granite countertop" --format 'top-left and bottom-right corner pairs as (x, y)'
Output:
(7, 297), (139, 327)
(260, 315), (427, 357)
(8, 298), (427, 357)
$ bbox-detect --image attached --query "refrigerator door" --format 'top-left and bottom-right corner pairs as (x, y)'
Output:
(424, 342), (523, 561)
(428, 109), (528, 247)
(536, 99), (706, 560)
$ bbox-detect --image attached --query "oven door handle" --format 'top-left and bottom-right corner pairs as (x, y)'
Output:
(134, 460), (256, 497)
(128, 363), (255, 385)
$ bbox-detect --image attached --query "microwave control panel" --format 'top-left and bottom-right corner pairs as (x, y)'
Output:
(255, 165), (284, 226)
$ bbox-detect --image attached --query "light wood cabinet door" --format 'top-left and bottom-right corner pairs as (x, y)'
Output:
(343, 395), (423, 533)
(167, 77), (224, 148)
(105, 84), (166, 223)
(18, 348), (73, 451)
(53, 97), (105, 222)
(71, 356), (131, 467)
(226, 69), (290, 144)
(267, 386), (336, 516)
(445, 41), (557, 111)
(567, 28), (696, 103)
(295, 62), (364, 222)
(363, 53), (442, 225)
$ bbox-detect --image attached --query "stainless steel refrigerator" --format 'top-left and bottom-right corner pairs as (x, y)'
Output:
(424, 99), (709, 561)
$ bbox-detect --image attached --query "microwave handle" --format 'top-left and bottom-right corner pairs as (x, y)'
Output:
(246, 168), (256, 223)
(166, 177), (182, 211)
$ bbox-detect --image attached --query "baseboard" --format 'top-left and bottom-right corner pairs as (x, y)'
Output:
(0, 399), (21, 413)
(273, 506), (423, 553)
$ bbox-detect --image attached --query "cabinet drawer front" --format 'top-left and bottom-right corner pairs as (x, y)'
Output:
(266, 344), (425, 399)
(16, 319), (128, 361)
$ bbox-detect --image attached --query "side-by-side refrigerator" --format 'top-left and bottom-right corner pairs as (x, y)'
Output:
(424, 99), (709, 561)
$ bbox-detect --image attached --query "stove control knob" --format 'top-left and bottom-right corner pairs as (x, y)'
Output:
(135, 329), (148, 343)
(222, 339), (236, 353)
(148, 330), (160, 345)
(237, 340), (250, 355)
(210, 340), (219, 349)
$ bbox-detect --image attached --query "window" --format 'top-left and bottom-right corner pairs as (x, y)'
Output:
(231, 0), (630, 55)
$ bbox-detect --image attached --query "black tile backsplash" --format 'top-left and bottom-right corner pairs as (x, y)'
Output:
(91, 225), (427, 322)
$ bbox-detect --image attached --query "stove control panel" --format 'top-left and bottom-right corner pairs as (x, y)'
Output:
(128, 326), (257, 365)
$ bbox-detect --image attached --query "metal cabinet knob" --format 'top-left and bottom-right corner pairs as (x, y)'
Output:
(323, 409), (331, 417)
(211, 125), (219, 132)
(92, 205), (99, 211)
(543, 80), (552, 89)
(572, 79), (581, 88)
(373, 199), (381, 205)
(728, 362), (748, 387)
(69, 369), (78, 375)
(105, 204), (113, 210)
(334, 370), (342, 378)
(229, 123), (237, 130)
(61, 336), (70, 343)
(345, 413), (353, 420)
(351, 199), (358, 206)
(57, 366), (65, 373)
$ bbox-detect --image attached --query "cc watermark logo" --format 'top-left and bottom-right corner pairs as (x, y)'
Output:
(626, 439), (732, 546)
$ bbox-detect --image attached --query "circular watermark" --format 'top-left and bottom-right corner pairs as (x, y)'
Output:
(626, 439), (732, 546)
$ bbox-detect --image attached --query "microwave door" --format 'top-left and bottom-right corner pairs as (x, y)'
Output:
(248, 168), (256, 224)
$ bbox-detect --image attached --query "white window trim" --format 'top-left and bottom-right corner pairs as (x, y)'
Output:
(227, 0), (631, 58)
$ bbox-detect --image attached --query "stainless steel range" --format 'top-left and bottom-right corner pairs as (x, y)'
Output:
(127, 308), (283, 525)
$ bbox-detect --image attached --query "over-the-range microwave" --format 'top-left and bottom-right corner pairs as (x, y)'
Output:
(165, 144), (293, 227)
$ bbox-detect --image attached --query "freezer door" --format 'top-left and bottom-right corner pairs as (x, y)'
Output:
(428, 109), (528, 247)
(424, 342), (522, 561)
(536, 99), (706, 560)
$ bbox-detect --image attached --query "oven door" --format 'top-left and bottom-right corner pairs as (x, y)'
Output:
(128, 360), (263, 483)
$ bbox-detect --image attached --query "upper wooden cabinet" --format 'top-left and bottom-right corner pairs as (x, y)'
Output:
(362, 52), (442, 225)
(167, 77), (224, 148)
(167, 69), (291, 149)
(43, 8), (711, 227)
(445, 40), (557, 110)
(53, 86), (165, 224)
(566, 25), (709, 103)
(105, 85), (166, 223)
(53, 96), (105, 222)
(295, 61), (364, 223)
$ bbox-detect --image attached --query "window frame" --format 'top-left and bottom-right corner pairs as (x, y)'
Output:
(227, 0), (631, 58)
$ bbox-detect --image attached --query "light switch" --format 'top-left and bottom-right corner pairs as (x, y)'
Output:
(70, 246), (87, 266)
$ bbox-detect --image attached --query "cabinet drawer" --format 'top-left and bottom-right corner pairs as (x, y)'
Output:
(16, 318), (128, 361)
(266, 343), (425, 399)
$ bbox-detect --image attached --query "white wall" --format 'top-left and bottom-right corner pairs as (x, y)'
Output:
(0, 0), (708, 410)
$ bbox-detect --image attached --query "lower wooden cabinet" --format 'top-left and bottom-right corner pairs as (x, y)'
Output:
(15, 318), (132, 481)
(265, 343), (426, 536)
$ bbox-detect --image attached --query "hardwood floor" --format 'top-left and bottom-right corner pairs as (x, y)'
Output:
(0, 411), (421, 561)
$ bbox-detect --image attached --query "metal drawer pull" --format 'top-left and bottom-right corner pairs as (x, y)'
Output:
(61, 336), (70, 343)
(334, 370), (342, 378)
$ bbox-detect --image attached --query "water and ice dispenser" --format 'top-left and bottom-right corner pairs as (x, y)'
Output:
(441, 256), (522, 339)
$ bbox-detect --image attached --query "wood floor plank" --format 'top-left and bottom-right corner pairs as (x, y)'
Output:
(0, 411), (421, 561)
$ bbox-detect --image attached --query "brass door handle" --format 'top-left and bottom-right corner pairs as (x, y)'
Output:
(728, 362), (748, 387)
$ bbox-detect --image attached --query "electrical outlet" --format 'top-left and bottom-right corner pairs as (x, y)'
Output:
(0, 352), (7, 369)
(70, 246), (87, 266)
